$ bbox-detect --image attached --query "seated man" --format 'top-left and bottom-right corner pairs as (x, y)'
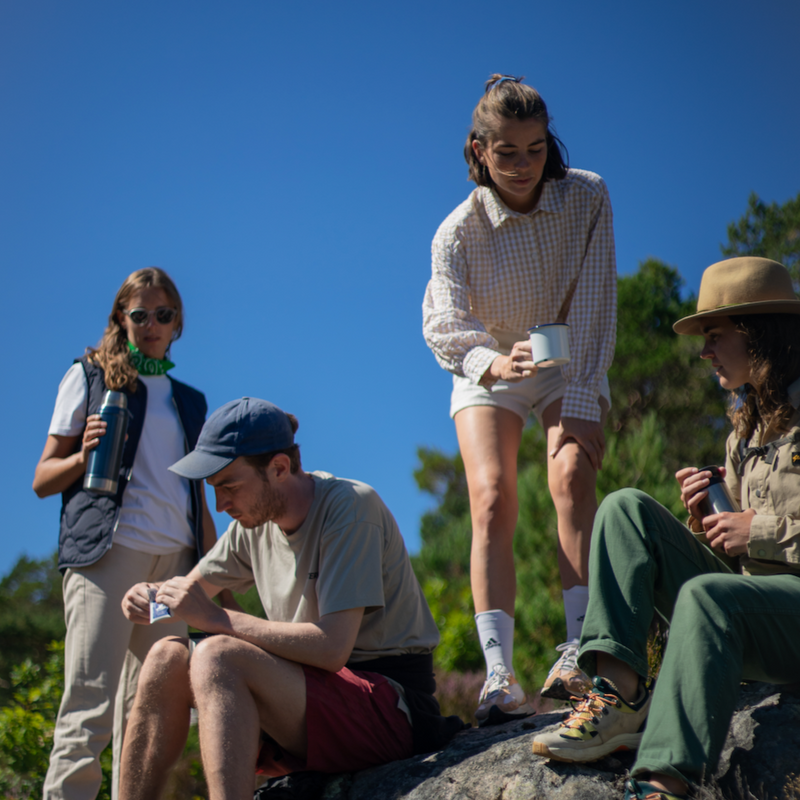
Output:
(118, 397), (463, 800)
(531, 258), (800, 799)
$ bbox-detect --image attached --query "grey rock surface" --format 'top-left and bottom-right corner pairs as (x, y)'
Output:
(310, 684), (800, 800)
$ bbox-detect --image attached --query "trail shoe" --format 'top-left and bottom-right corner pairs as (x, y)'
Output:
(475, 664), (535, 727)
(623, 777), (687, 800)
(531, 676), (653, 762)
(540, 640), (592, 700)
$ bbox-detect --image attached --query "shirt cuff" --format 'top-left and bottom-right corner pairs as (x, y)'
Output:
(463, 347), (499, 385)
(561, 385), (603, 422)
(747, 516), (780, 561)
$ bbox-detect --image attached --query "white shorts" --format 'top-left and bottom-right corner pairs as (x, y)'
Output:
(450, 369), (611, 425)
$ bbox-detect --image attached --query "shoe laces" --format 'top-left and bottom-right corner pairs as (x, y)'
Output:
(481, 664), (513, 699)
(561, 689), (619, 730)
(554, 640), (580, 670)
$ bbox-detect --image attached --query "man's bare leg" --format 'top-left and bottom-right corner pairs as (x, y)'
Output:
(118, 637), (194, 800)
(190, 636), (308, 800)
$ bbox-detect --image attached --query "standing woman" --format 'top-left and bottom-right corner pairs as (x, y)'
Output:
(34, 268), (217, 800)
(423, 75), (616, 723)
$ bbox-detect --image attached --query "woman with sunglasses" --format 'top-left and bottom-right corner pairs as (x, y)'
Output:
(34, 267), (220, 800)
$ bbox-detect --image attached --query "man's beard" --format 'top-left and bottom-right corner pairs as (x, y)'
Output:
(250, 474), (288, 525)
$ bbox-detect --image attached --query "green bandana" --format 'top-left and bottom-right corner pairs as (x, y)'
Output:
(127, 342), (175, 376)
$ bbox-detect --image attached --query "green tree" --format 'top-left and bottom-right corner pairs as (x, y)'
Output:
(721, 190), (800, 285)
(0, 641), (113, 800)
(608, 258), (727, 472)
(0, 554), (65, 706)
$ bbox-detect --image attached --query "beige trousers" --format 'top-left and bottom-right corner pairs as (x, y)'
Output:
(43, 544), (194, 800)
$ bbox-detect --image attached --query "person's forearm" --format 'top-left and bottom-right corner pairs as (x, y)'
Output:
(206, 610), (357, 672)
(33, 452), (86, 497)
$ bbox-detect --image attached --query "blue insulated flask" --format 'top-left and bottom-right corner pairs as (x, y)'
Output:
(83, 391), (129, 496)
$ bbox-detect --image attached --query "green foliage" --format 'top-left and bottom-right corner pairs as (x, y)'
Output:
(0, 641), (112, 800)
(0, 554), (65, 706)
(721, 190), (800, 285)
(608, 258), (727, 473)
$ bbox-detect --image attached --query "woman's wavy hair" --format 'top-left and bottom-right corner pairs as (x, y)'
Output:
(728, 313), (800, 439)
(87, 267), (183, 392)
(464, 74), (568, 188)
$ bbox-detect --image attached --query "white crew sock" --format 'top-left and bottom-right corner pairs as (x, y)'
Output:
(475, 609), (515, 678)
(563, 585), (589, 643)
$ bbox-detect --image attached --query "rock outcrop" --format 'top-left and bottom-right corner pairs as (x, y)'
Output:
(312, 684), (800, 800)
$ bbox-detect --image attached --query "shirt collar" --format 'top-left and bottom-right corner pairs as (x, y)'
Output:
(481, 180), (564, 229)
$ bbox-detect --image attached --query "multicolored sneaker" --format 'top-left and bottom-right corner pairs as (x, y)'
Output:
(531, 676), (653, 762)
(540, 640), (592, 700)
(475, 664), (535, 727)
(623, 777), (687, 800)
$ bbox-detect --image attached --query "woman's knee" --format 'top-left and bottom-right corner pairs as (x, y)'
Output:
(548, 446), (597, 506)
(467, 474), (518, 533)
(592, 489), (661, 549)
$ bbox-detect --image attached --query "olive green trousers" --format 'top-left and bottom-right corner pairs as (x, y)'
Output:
(578, 488), (800, 785)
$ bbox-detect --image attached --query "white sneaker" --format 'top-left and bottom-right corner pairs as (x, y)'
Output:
(475, 664), (534, 727)
(540, 640), (592, 701)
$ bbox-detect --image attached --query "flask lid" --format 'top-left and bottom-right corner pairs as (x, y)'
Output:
(101, 390), (128, 410)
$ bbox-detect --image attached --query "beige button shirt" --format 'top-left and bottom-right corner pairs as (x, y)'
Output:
(724, 377), (800, 577)
(422, 169), (617, 422)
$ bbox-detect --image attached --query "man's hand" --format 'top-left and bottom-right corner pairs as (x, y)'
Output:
(703, 508), (756, 557)
(481, 340), (538, 386)
(549, 417), (606, 470)
(156, 576), (228, 632)
(121, 582), (155, 625)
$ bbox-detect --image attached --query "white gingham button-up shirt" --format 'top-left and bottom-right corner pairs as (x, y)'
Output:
(422, 169), (617, 422)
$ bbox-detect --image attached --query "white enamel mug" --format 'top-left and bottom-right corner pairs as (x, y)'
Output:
(528, 323), (571, 367)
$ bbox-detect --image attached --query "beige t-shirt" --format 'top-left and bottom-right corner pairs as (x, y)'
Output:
(198, 471), (440, 663)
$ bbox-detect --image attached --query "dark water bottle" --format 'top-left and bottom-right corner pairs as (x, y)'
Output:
(696, 465), (741, 517)
(83, 391), (129, 496)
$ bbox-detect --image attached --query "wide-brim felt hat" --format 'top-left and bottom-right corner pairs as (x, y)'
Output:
(673, 257), (800, 335)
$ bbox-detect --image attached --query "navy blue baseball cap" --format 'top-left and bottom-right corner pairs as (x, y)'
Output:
(169, 397), (295, 480)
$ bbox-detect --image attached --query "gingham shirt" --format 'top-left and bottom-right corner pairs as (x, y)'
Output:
(422, 168), (617, 422)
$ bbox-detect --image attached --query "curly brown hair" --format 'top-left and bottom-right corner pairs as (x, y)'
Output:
(87, 267), (183, 392)
(728, 313), (800, 439)
(464, 74), (568, 188)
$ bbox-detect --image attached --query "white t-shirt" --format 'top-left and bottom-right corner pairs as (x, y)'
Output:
(49, 363), (194, 554)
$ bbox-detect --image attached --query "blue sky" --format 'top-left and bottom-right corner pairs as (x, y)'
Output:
(2, 0), (799, 577)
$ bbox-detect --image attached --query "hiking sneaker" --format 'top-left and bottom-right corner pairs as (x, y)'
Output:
(623, 777), (687, 800)
(540, 640), (592, 700)
(531, 675), (653, 762)
(475, 664), (535, 727)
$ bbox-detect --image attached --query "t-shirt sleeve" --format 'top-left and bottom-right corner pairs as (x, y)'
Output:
(49, 363), (89, 436)
(197, 522), (257, 595)
(317, 522), (386, 617)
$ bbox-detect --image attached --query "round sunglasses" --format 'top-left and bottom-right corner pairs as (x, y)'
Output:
(123, 307), (178, 326)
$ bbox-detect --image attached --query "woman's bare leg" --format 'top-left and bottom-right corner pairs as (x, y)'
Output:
(455, 405), (524, 615)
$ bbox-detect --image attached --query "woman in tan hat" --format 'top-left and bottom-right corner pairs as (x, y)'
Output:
(531, 257), (800, 800)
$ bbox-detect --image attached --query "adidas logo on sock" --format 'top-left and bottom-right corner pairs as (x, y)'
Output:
(484, 637), (501, 650)
(577, 614), (585, 622)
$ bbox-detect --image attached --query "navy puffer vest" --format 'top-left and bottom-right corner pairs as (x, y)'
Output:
(57, 356), (207, 572)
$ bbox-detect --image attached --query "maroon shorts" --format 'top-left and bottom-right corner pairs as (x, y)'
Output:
(256, 665), (414, 776)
